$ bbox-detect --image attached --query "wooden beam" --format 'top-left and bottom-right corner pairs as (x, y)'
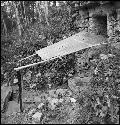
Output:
(14, 42), (107, 71)
(18, 53), (37, 62)
(14, 55), (63, 71)
(14, 32), (107, 71)
(17, 70), (23, 112)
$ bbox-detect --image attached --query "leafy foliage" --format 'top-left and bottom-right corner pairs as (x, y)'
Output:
(1, 1), (119, 124)
(76, 43), (120, 124)
(1, 1), (76, 67)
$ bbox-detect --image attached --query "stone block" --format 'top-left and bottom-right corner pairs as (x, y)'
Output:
(32, 112), (42, 121)
(5, 101), (20, 116)
(1, 85), (12, 112)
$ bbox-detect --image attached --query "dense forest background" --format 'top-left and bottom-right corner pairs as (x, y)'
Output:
(1, 1), (79, 66)
(1, 1), (84, 85)
(1, 1), (120, 124)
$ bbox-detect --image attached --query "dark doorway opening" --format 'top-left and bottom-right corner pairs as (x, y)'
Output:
(93, 15), (107, 37)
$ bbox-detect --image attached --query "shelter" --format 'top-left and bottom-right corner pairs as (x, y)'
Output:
(14, 31), (106, 112)
(14, 31), (106, 71)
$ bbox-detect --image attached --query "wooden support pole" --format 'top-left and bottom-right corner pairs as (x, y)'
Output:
(17, 70), (23, 112)
(18, 53), (37, 62)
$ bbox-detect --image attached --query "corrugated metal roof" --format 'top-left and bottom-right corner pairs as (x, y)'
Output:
(36, 31), (106, 61)
(14, 31), (106, 70)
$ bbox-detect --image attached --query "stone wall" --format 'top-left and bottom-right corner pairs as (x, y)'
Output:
(75, 9), (89, 32)
(75, 2), (120, 74)
(75, 3), (120, 42)
(88, 7), (120, 42)
(88, 15), (107, 37)
(107, 9), (120, 43)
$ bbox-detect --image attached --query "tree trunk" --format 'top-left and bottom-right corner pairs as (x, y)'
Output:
(32, 2), (35, 23)
(20, 1), (25, 22)
(17, 70), (23, 112)
(1, 13), (7, 36)
(36, 1), (42, 22)
(2, 17), (7, 36)
(44, 1), (49, 26)
(23, 1), (27, 27)
(53, 1), (56, 7)
(13, 1), (22, 36)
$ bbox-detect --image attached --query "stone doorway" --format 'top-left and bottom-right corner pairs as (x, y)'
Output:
(89, 15), (107, 37)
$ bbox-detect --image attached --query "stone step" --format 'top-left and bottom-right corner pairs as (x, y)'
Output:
(5, 101), (20, 116)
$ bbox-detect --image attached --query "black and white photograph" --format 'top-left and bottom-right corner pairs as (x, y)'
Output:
(1, 1), (120, 124)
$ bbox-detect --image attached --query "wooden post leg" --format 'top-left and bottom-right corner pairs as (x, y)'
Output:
(17, 70), (23, 112)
